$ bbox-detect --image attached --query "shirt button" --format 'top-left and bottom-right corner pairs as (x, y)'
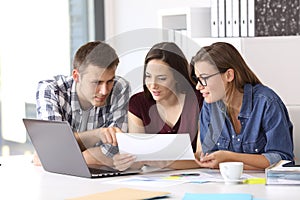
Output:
(217, 142), (220, 146)
(232, 135), (235, 138)
(255, 149), (258, 152)
(237, 138), (241, 142)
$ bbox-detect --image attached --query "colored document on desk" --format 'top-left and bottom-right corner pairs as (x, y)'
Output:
(116, 133), (194, 161)
(106, 170), (227, 187)
(67, 188), (170, 200)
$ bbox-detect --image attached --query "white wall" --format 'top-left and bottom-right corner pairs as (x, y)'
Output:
(242, 36), (300, 105)
(0, 0), (70, 143)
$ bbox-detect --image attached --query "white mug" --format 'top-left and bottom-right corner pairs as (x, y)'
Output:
(219, 162), (243, 184)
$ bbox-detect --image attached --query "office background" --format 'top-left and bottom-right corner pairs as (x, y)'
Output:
(0, 0), (299, 157)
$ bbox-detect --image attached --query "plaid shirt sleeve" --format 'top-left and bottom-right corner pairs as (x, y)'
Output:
(36, 76), (72, 121)
(36, 80), (63, 120)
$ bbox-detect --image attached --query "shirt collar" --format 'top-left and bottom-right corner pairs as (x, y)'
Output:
(71, 81), (82, 112)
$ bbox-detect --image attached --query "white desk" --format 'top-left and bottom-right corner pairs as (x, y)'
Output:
(0, 155), (299, 200)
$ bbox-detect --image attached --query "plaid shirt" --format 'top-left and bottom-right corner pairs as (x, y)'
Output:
(36, 75), (130, 157)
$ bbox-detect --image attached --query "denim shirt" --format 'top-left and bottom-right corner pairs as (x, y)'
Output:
(200, 84), (294, 165)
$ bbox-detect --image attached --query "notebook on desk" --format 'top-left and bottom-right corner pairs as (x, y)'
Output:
(23, 118), (141, 178)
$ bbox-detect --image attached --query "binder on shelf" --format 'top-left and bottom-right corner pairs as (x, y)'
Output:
(218, 0), (226, 37)
(248, 0), (255, 36)
(232, 0), (240, 37)
(210, 0), (219, 37)
(225, 0), (233, 37)
(240, 0), (248, 37)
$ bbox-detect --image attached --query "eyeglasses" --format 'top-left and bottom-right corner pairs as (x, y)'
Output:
(192, 72), (221, 86)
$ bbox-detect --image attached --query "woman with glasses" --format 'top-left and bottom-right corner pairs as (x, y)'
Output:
(192, 42), (294, 170)
(113, 42), (204, 171)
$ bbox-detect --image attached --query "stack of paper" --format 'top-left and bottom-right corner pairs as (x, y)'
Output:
(266, 160), (300, 185)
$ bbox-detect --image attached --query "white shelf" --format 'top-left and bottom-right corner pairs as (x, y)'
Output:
(158, 7), (211, 38)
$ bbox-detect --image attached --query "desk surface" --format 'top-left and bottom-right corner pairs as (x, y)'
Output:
(0, 155), (299, 200)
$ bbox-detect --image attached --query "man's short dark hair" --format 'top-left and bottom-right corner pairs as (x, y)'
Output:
(73, 41), (119, 73)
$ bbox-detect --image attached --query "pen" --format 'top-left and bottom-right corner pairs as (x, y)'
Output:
(170, 173), (200, 177)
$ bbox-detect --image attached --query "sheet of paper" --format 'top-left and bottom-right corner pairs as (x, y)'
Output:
(116, 133), (195, 161)
(66, 188), (170, 200)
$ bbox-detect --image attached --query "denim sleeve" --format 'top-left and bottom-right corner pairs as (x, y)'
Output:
(262, 152), (282, 165)
(263, 99), (294, 163)
(200, 102), (223, 153)
(200, 102), (209, 144)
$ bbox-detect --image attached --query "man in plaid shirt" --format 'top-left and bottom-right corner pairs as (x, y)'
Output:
(34, 41), (130, 167)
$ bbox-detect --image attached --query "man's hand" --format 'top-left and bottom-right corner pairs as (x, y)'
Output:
(98, 127), (122, 146)
(75, 127), (122, 151)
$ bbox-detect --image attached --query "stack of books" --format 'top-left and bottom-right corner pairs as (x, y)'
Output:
(266, 160), (300, 185)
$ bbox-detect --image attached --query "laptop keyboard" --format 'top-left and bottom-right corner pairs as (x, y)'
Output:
(89, 167), (122, 177)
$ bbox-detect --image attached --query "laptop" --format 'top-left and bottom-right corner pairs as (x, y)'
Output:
(23, 118), (141, 178)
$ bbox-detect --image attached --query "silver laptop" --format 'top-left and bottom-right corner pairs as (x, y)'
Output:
(23, 118), (141, 178)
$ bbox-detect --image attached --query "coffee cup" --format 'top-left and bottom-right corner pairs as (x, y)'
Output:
(219, 162), (243, 184)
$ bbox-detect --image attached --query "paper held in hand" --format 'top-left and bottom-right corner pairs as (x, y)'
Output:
(116, 133), (195, 161)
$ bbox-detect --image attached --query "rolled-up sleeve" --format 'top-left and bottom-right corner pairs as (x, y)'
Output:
(262, 98), (294, 164)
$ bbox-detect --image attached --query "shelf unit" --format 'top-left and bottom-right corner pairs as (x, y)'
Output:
(158, 7), (300, 105)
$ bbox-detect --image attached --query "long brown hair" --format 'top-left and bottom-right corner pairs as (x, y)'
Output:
(193, 42), (261, 122)
(143, 42), (195, 99)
